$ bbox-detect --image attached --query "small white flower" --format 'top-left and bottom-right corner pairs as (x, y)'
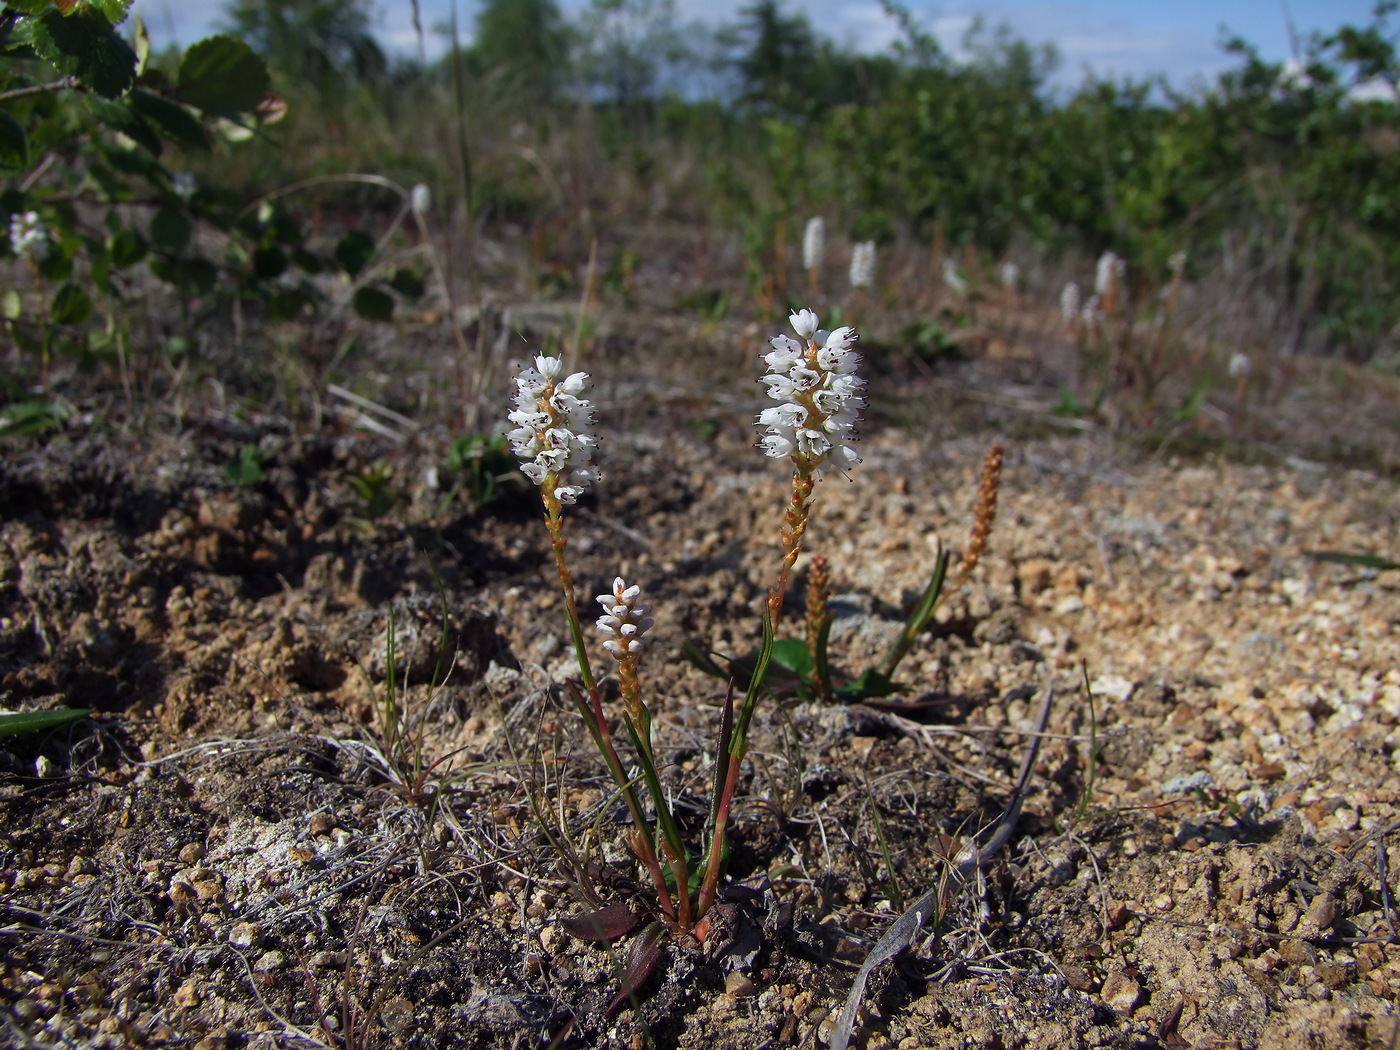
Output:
(9, 211), (48, 260)
(1228, 352), (1252, 378)
(595, 577), (655, 658)
(1060, 281), (1081, 322)
(849, 241), (876, 289)
(508, 355), (600, 503)
(802, 216), (825, 273)
(411, 183), (431, 216)
(1094, 251), (1124, 295)
(1081, 294), (1103, 328)
(999, 261), (1019, 290)
(172, 172), (197, 201)
(1168, 250), (1187, 278)
(942, 258), (967, 296)
(757, 310), (865, 473)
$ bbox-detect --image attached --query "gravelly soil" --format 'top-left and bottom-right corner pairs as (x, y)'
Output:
(2, 301), (1400, 1050)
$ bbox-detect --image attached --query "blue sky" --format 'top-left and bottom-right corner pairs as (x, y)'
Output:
(128, 0), (1383, 89)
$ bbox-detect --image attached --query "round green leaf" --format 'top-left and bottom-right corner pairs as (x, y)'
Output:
(177, 35), (270, 119)
(150, 206), (190, 254)
(334, 230), (375, 277)
(388, 267), (425, 299)
(31, 8), (137, 99)
(108, 226), (147, 268)
(50, 282), (93, 325)
(252, 245), (286, 279)
(0, 111), (29, 172)
(353, 285), (394, 323)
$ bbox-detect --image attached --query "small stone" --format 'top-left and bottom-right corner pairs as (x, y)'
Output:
(310, 951), (347, 968)
(309, 812), (336, 835)
(380, 996), (414, 1030)
(173, 979), (201, 1008)
(1305, 894), (1338, 931)
(254, 950), (287, 972)
(193, 879), (223, 900)
(1100, 971), (1142, 1015)
(229, 922), (263, 949)
(67, 855), (97, 877)
(179, 843), (205, 864)
(726, 972), (756, 997)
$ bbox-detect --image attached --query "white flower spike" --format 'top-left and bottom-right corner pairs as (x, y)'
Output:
(507, 355), (600, 504)
(9, 211), (48, 260)
(802, 216), (825, 273)
(595, 577), (654, 658)
(849, 240), (876, 289)
(758, 311), (866, 474)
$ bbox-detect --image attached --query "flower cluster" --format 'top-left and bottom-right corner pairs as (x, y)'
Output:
(849, 241), (876, 289)
(1060, 281), (1081, 322)
(757, 310), (865, 473)
(596, 577), (654, 658)
(507, 355), (600, 504)
(802, 216), (825, 273)
(9, 211), (48, 260)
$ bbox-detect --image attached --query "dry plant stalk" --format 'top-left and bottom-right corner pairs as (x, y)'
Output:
(952, 441), (1005, 587)
(805, 554), (832, 660)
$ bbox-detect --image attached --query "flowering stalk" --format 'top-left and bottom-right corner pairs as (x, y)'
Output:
(508, 355), (602, 687)
(756, 309), (865, 631)
(509, 361), (704, 928)
(699, 310), (867, 917)
(594, 578), (694, 929)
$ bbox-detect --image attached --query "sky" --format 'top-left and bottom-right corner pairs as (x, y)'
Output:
(128, 0), (1384, 90)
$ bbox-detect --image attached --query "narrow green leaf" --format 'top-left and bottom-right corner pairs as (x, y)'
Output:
(0, 708), (93, 738)
(834, 669), (907, 702)
(85, 95), (161, 155)
(1306, 550), (1400, 571)
(176, 35), (270, 118)
(0, 399), (70, 439)
(128, 89), (209, 149)
(352, 285), (394, 322)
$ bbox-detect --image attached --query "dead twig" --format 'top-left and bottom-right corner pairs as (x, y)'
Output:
(829, 681), (1055, 1050)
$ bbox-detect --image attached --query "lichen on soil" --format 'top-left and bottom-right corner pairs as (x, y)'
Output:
(2, 301), (1400, 1049)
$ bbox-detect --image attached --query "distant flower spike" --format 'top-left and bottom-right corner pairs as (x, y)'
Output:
(849, 240), (876, 289)
(803, 217), (825, 273)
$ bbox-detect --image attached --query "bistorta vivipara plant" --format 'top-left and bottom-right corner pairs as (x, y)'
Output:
(510, 311), (1008, 1021)
(508, 308), (869, 940)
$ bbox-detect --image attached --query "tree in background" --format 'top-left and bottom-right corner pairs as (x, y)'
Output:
(223, 0), (387, 94)
(472, 0), (572, 105)
(576, 0), (693, 108)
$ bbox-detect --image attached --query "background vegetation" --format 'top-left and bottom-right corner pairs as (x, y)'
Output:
(4, 0), (1400, 432)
